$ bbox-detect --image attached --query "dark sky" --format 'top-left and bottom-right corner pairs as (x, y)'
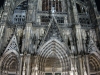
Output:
(0, 0), (4, 7)
(0, 0), (100, 11)
(95, 0), (100, 11)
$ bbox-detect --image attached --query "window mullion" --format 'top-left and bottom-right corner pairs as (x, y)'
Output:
(48, 0), (49, 11)
(58, 0), (59, 12)
(55, 0), (56, 11)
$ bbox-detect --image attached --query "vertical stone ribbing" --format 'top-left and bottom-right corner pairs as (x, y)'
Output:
(19, 54), (23, 75)
(26, 54), (31, 75)
(85, 55), (90, 75)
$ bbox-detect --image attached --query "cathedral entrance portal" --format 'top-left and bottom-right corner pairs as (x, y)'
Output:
(0, 51), (19, 75)
(37, 39), (71, 75)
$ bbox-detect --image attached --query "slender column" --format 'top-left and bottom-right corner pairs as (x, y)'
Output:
(22, 60), (26, 75)
(73, 57), (77, 75)
(26, 54), (31, 75)
(67, 0), (72, 24)
(85, 55), (90, 75)
(55, 0), (56, 11)
(34, 56), (39, 75)
(44, 0), (45, 11)
(0, 59), (1, 75)
(0, 26), (5, 40)
(77, 56), (84, 75)
(19, 54), (23, 75)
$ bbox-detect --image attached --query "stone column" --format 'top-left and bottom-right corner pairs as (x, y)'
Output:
(85, 55), (90, 75)
(22, 61), (26, 75)
(76, 25), (83, 54)
(0, 25), (6, 53)
(76, 56), (84, 75)
(34, 64), (38, 75)
(19, 54), (23, 75)
(26, 54), (31, 75)
(67, 0), (73, 25)
(0, 26), (5, 40)
(34, 56), (39, 75)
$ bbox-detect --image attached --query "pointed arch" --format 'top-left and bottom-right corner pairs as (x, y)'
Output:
(89, 53), (100, 73)
(38, 39), (70, 56)
(38, 39), (71, 72)
(0, 50), (20, 75)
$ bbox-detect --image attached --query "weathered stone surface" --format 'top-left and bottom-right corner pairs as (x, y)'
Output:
(0, 0), (100, 75)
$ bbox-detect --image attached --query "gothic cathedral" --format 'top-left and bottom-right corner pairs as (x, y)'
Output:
(0, 0), (100, 75)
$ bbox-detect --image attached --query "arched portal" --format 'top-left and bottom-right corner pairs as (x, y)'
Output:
(37, 39), (71, 75)
(89, 53), (100, 75)
(0, 50), (20, 75)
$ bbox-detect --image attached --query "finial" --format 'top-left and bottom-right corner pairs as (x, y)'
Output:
(51, 7), (56, 17)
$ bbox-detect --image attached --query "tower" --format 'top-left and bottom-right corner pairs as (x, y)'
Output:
(0, 0), (100, 75)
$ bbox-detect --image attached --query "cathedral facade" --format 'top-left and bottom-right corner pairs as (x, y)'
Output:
(0, 0), (100, 75)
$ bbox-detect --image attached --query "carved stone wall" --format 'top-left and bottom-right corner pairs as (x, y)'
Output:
(0, 0), (100, 75)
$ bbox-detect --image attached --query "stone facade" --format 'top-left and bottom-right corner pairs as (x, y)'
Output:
(0, 0), (100, 75)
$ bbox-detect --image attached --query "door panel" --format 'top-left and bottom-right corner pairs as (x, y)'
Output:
(55, 73), (61, 75)
(45, 73), (52, 75)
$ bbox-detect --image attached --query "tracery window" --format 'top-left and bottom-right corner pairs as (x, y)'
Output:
(41, 16), (51, 22)
(42, 0), (62, 12)
(12, 1), (28, 25)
